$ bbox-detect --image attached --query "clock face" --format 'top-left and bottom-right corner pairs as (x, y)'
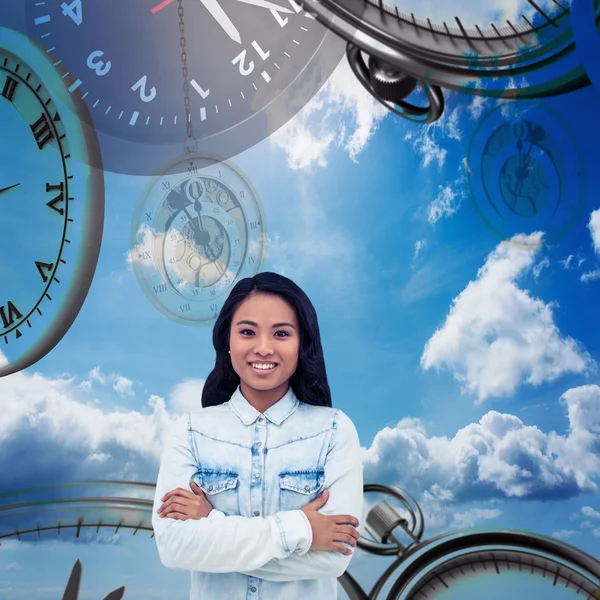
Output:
(131, 153), (266, 325)
(466, 102), (585, 250)
(0, 27), (104, 377)
(25, 0), (344, 175)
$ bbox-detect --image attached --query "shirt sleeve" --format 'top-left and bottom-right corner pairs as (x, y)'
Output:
(152, 412), (312, 573)
(238, 409), (364, 580)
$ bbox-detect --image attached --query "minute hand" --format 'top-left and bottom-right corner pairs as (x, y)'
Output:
(234, 0), (293, 11)
(198, 0), (242, 44)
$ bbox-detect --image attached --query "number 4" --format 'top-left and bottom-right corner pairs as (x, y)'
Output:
(61, 0), (83, 26)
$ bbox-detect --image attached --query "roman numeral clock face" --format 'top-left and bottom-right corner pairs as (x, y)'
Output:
(130, 153), (266, 326)
(25, 0), (344, 175)
(0, 27), (104, 377)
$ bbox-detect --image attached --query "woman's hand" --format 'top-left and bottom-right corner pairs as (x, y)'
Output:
(301, 489), (360, 555)
(157, 481), (214, 520)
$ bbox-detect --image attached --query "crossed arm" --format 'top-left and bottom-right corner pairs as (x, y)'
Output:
(151, 410), (363, 580)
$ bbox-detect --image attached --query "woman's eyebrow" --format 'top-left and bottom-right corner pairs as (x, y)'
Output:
(235, 319), (296, 329)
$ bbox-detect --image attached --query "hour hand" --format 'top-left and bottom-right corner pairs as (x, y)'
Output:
(198, 0), (242, 44)
(0, 183), (19, 194)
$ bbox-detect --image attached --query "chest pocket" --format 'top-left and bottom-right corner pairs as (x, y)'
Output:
(191, 468), (240, 516)
(278, 468), (325, 511)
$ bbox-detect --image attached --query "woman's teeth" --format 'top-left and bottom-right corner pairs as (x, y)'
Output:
(251, 363), (276, 370)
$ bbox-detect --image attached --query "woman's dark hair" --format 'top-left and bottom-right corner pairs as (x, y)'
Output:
(201, 272), (332, 408)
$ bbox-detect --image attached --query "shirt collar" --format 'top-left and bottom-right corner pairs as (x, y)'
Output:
(229, 385), (299, 426)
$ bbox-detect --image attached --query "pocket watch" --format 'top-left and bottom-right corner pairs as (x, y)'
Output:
(25, 0), (345, 174)
(130, 152), (266, 325)
(0, 26), (104, 377)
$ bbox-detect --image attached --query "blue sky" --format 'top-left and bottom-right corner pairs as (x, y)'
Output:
(2, 3), (600, 597)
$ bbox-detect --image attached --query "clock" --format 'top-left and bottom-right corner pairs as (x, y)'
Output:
(0, 26), (104, 378)
(465, 101), (585, 250)
(130, 153), (266, 325)
(24, 0), (345, 175)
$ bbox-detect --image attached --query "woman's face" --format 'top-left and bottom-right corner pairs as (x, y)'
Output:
(229, 293), (300, 394)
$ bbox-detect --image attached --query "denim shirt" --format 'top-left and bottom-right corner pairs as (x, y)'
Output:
(152, 385), (364, 600)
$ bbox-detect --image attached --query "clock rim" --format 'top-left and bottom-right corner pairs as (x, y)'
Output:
(0, 26), (105, 378)
(129, 151), (267, 327)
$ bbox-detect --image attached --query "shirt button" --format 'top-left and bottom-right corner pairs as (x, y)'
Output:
(251, 587), (257, 593)
(258, 417), (264, 423)
(208, 485), (213, 491)
(253, 510), (260, 516)
(304, 485), (310, 492)
(254, 473), (260, 479)
(256, 441), (262, 447)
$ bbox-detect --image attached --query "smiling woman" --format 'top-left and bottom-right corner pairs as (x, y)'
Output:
(152, 271), (364, 600)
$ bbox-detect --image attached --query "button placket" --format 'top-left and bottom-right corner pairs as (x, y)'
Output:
(249, 414), (267, 520)
(247, 416), (266, 599)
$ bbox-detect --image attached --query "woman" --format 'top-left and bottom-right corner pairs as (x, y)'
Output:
(152, 272), (364, 599)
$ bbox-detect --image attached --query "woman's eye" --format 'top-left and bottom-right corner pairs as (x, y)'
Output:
(275, 330), (290, 337)
(240, 329), (254, 335)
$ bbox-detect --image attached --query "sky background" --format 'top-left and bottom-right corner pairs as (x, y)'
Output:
(1, 0), (600, 598)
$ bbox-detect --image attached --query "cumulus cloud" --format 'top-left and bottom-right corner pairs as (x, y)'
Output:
(403, 105), (462, 170)
(113, 375), (134, 398)
(270, 54), (388, 170)
(421, 233), (594, 402)
(168, 378), (206, 413)
(0, 360), (180, 491)
(581, 210), (600, 282)
(588, 209), (600, 254)
(363, 384), (600, 504)
(428, 184), (463, 224)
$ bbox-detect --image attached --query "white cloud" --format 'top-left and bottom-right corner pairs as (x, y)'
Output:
(0, 359), (182, 487)
(89, 366), (105, 385)
(113, 375), (134, 398)
(581, 269), (600, 283)
(428, 184), (463, 224)
(582, 506), (600, 519)
(533, 257), (550, 279)
(404, 104), (462, 170)
(588, 209), (600, 254)
(421, 233), (594, 402)
(413, 239), (426, 263)
(270, 54), (388, 170)
(363, 383), (600, 503)
(168, 378), (206, 413)
(552, 529), (579, 539)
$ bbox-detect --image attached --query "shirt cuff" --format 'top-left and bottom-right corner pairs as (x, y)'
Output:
(207, 509), (225, 520)
(295, 509), (313, 556)
(271, 510), (312, 556)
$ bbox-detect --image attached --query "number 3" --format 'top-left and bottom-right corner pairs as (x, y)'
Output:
(86, 50), (111, 76)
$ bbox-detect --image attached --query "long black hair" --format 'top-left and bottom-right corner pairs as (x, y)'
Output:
(201, 272), (332, 408)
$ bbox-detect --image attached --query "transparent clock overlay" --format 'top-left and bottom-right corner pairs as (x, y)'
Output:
(22, 0), (348, 175)
(130, 154), (267, 326)
(466, 101), (585, 250)
(0, 27), (104, 378)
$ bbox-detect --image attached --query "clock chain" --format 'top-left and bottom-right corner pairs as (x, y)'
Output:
(177, 0), (197, 153)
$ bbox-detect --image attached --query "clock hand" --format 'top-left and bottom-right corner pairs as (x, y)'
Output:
(151, 0), (174, 13)
(234, 0), (292, 12)
(0, 183), (19, 194)
(62, 560), (82, 600)
(198, 0), (242, 44)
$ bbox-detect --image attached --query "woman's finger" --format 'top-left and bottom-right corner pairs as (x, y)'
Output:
(161, 487), (195, 502)
(330, 542), (352, 556)
(162, 511), (188, 520)
(334, 533), (357, 547)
